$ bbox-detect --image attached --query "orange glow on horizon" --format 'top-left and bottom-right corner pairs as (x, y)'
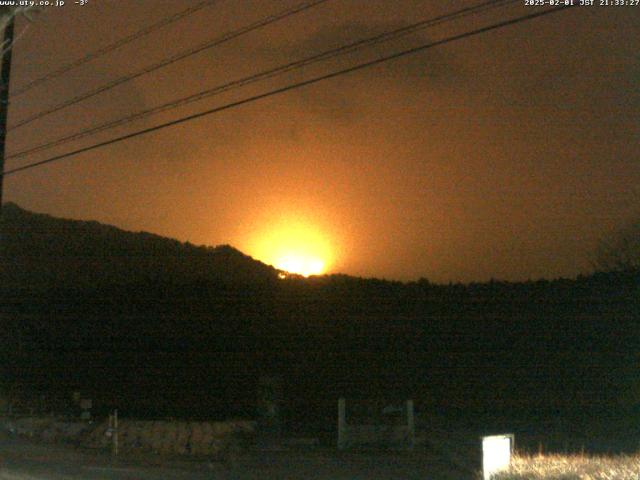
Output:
(276, 254), (325, 277)
(246, 216), (334, 277)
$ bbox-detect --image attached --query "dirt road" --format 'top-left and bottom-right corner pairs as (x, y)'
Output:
(0, 439), (476, 479)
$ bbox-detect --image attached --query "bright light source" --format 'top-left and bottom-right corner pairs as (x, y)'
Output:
(276, 254), (325, 277)
(248, 219), (333, 277)
(482, 434), (514, 480)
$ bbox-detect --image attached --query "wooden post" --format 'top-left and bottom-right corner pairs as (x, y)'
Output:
(108, 412), (113, 453)
(113, 409), (119, 456)
(257, 375), (283, 436)
(337, 398), (346, 450)
(406, 399), (415, 450)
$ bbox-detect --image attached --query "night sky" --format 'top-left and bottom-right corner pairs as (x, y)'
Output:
(3, 0), (639, 282)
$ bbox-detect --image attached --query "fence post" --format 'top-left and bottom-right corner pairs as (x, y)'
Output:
(337, 398), (346, 450)
(114, 409), (119, 456)
(406, 399), (415, 450)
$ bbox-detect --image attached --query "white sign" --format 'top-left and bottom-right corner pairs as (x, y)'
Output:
(482, 434), (513, 480)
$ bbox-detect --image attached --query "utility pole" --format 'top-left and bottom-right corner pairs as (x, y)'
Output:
(0, 11), (14, 215)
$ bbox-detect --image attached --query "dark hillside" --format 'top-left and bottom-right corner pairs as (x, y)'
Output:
(0, 205), (638, 450)
(0, 202), (278, 289)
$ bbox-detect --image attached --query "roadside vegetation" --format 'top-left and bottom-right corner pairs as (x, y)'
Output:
(494, 452), (640, 480)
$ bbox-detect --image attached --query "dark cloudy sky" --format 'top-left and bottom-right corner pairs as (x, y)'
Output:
(4, 0), (639, 282)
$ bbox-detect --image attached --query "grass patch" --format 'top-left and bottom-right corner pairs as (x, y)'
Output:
(493, 452), (640, 479)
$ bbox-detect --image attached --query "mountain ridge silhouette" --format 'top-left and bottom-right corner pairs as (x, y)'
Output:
(0, 202), (279, 289)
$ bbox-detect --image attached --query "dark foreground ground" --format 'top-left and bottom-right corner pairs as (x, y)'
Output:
(0, 438), (479, 480)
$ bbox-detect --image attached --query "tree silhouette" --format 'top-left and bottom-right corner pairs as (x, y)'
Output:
(593, 219), (640, 272)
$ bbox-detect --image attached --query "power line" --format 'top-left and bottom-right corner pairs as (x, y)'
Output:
(1, 5), (573, 178)
(12, 0), (218, 97)
(9, 0), (331, 131)
(7, 0), (516, 161)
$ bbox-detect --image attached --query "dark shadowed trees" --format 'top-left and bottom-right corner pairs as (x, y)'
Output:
(593, 219), (640, 272)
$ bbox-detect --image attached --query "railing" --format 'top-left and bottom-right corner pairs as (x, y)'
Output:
(337, 398), (415, 450)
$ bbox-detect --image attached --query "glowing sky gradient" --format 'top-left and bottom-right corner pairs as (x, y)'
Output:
(4, 0), (639, 282)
